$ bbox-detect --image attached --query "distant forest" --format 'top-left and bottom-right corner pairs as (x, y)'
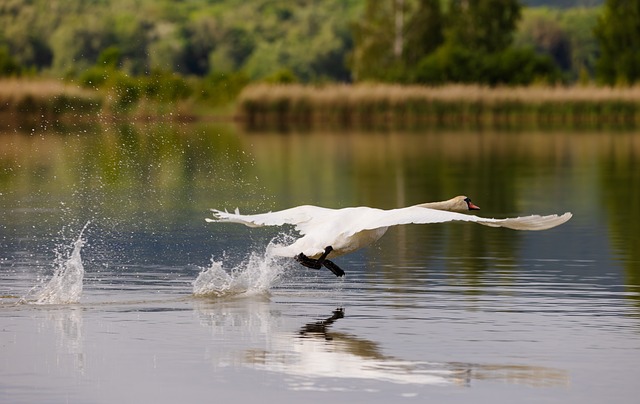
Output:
(1, 0), (635, 91)
(524, 0), (602, 7)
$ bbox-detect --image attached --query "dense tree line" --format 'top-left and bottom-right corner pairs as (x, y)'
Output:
(594, 0), (640, 85)
(352, 0), (560, 85)
(524, 0), (602, 7)
(0, 0), (357, 82)
(0, 0), (637, 89)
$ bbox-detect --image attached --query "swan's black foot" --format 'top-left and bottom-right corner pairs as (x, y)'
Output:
(323, 259), (345, 277)
(295, 252), (322, 269)
(295, 246), (344, 277)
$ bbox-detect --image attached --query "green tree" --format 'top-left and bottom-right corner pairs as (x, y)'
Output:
(594, 0), (640, 85)
(184, 16), (220, 75)
(113, 14), (154, 75)
(50, 16), (117, 75)
(207, 26), (255, 75)
(0, 45), (22, 76)
(147, 22), (187, 73)
(403, 0), (444, 67)
(515, 7), (600, 82)
(447, 0), (521, 53)
(350, 0), (397, 81)
(515, 9), (572, 71)
(410, 0), (560, 85)
(241, 0), (354, 82)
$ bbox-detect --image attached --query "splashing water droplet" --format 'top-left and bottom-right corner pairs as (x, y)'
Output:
(34, 222), (90, 305)
(192, 247), (285, 298)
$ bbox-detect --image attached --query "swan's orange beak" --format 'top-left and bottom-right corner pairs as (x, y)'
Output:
(467, 201), (480, 210)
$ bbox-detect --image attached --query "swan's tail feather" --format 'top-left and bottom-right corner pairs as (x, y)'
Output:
(206, 208), (271, 228)
(478, 212), (572, 231)
(207, 208), (258, 227)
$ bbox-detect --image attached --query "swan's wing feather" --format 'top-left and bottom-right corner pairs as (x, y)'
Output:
(349, 206), (572, 236)
(208, 204), (572, 241)
(475, 212), (573, 230)
(206, 205), (333, 233)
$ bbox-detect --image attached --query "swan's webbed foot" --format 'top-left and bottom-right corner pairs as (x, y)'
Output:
(295, 253), (323, 269)
(322, 259), (345, 277)
(295, 246), (345, 277)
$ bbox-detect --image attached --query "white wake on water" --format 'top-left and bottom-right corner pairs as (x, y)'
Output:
(33, 222), (89, 305)
(192, 247), (286, 298)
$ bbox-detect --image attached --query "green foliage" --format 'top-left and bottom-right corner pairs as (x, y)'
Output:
(50, 15), (117, 75)
(484, 47), (561, 85)
(79, 47), (194, 110)
(78, 49), (248, 110)
(80, 67), (194, 109)
(595, 0), (640, 85)
(196, 71), (250, 105)
(235, 0), (356, 82)
(413, 44), (560, 85)
(111, 74), (141, 110)
(352, 0), (559, 86)
(446, 0), (521, 53)
(143, 70), (192, 102)
(350, 0), (397, 81)
(516, 7), (601, 81)
(78, 66), (111, 89)
(403, 0), (444, 67)
(413, 44), (480, 84)
(524, 0), (602, 7)
(3, 0), (358, 82)
(98, 46), (122, 68)
(0, 45), (22, 76)
(264, 69), (299, 84)
(0, 0), (625, 91)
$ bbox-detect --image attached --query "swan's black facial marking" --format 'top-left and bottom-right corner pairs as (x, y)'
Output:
(464, 197), (481, 210)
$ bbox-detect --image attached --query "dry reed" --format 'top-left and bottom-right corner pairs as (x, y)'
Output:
(237, 83), (640, 130)
(0, 78), (102, 117)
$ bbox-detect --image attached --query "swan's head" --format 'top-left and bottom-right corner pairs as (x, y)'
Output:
(417, 196), (480, 212)
(450, 196), (481, 212)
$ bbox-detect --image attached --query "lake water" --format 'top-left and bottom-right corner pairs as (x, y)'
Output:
(1, 120), (639, 403)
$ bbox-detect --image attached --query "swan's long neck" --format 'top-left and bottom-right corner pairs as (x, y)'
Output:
(413, 196), (476, 212)
(415, 200), (455, 211)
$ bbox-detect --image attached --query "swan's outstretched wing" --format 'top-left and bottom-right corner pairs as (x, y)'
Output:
(349, 206), (572, 236)
(208, 205), (571, 235)
(474, 212), (573, 230)
(207, 205), (571, 259)
(206, 205), (334, 232)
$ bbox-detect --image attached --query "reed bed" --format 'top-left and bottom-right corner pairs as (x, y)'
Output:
(237, 83), (640, 130)
(0, 79), (102, 119)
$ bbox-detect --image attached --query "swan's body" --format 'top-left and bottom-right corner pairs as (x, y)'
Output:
(207, 196), (572, 276)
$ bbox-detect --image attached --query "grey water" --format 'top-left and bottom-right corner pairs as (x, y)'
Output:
(1, 123), (639, 403)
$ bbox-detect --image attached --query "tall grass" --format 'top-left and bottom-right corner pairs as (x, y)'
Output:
(237, 84), (640, 130)
(0, 79), (102, 119)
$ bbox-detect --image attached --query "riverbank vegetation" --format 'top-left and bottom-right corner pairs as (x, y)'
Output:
(0, 0), (606, 85)
(0, 79), (102, 127)
(3, 0), (640, 128)
(237, 83), (640, 130)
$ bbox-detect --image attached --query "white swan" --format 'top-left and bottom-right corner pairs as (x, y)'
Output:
(206, 196), (572, 277)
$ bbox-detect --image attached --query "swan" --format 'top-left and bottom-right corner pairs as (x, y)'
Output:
(206, 196), (572, 277)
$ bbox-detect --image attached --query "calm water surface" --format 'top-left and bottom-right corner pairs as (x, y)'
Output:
(1, 121), (639, 403)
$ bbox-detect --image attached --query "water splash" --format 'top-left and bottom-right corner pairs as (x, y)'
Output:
(193, 248), (285, 298)
(33, 222), (89, 305)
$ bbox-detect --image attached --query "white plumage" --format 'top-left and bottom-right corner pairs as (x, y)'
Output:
(206, 196), (572, 276)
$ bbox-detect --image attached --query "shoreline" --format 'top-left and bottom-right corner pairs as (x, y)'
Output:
(236, 83), (640, 130)
(4, 79), (640, 130)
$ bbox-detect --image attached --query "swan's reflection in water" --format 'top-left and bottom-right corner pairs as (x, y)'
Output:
(195, 299), (568, 390)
